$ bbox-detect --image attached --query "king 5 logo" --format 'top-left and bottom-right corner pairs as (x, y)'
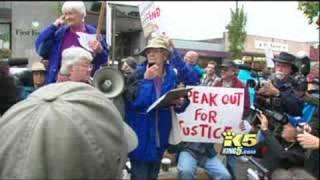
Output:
(222, 131), (257, 156)
(222, 131), (257, 147)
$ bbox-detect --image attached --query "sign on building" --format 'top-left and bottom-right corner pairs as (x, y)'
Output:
(176, 86), (250, 143)
(255, 40), (288, 52)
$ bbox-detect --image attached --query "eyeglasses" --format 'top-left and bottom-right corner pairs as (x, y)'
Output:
(74, 63), (93, 71)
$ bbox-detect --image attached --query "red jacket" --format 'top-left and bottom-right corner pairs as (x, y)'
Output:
(213, 77), (251, 119)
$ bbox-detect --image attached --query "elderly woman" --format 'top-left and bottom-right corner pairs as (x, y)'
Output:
(57, 47), (93, 83)
(35, 1), (108, 84)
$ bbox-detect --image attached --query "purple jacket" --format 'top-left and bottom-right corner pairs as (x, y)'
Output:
(35, 24), (109, 84)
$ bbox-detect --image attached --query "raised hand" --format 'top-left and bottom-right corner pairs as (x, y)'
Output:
(88, 39), (103, 54)
(144, 64), (159, 80)
(53, 15), (65, 27)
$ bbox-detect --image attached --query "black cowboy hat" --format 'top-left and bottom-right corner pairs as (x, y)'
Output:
(221, 59), (237, 68)
(272, 52), (298, 73)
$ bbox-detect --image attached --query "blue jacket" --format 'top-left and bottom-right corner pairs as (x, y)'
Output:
(170, 50), (201, 86)
(124, 51), (196, 161)
(35, 24), (109, 84)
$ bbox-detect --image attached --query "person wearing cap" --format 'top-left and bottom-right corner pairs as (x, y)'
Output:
(123, 35), (197, 180)
(212, 59), (251, 179)
(35, 1), (109, 84)
(256, 112), (306, 174)
(177, 60), (230, 180)
(0, 82), (138, 179)
(18, 62), (47, 100)
(256, 52), (304, 116)
(57, 47), (93, 83)
(31, 62), (47, 89)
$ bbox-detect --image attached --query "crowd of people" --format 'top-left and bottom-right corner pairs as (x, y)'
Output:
(0, 1), (319, 180)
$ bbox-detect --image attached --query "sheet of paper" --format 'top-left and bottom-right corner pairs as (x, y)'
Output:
(76, 32), (96, 52)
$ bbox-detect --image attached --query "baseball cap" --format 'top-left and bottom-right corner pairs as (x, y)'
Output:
(0, 82), (138, 179)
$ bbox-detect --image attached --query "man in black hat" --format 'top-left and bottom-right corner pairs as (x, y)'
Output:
(256, 52), (304, 116)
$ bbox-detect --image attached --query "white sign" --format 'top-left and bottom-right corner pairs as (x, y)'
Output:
(76, 32), (96, 52)
(138, 2), (169, 38)
(176, 86), (249, 143)
(255, 40), (288, 52)
(264, 47), (275, 68)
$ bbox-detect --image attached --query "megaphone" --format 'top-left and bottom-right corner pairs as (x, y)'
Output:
(92, 66), (125, 98)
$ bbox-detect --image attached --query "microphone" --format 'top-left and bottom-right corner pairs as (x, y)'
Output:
(0, 58), (28, 67)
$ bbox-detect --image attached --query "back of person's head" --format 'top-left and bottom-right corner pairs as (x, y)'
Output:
(271, 168), (316, 180)
(0, 82), (137, 179)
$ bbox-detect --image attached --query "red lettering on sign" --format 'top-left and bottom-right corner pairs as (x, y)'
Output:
(191, 126), (197, 136)
(199, 124), (209, 137)
(221, 92), (243, 106)
(192, 91), (200, 104)
(213, 128), (222, 138)
(194, 108), (217, 124)
(209, 93), (218, 106)
(234, 92), (243, 106)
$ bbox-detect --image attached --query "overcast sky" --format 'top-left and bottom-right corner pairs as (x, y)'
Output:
(112, 1), (319, 42)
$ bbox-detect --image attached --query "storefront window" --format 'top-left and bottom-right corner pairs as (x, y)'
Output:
(0, 23), (11, 58)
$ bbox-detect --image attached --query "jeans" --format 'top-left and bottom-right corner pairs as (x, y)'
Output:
(130, 160), (161, 180)
(226, 155), (237, 179)
(177, 151), (231, 180)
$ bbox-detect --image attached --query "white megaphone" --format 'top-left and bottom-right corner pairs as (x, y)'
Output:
(92, 66), (125, 99)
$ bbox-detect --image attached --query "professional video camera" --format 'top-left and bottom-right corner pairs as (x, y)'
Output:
(0, 57), (32, 87)
(0, 58), (28, 67)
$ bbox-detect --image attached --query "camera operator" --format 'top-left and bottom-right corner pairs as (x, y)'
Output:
(256, 112), (305, 173)
(256, 52), (304, 117)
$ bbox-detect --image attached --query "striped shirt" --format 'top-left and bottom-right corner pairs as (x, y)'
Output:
(200, 74), (220, 86)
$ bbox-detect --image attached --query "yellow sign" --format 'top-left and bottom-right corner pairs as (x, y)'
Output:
(222, 131), (257, 156)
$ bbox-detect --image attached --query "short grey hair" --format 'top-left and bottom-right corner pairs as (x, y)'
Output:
(62, 1), (87, 18)
(59, 47), (93, 75)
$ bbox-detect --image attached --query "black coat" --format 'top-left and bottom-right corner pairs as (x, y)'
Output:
(259, 129), (305, 173)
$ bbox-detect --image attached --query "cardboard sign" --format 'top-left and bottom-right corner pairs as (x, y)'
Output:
(176, 86), (248, 143)
(138, 2), (169, 38)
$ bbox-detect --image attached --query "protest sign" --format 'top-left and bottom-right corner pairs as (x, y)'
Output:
(138, 2), (170, 38)
(176, 86), (248, 143)
(265, 47), (275, 68)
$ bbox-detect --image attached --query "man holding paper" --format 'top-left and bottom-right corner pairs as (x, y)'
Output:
(35, 1), (109, 84)
(123, 35), (197, 180)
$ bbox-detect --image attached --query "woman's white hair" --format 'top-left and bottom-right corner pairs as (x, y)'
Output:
(62, 1), (87, 18)
(59, 47), (93, 75)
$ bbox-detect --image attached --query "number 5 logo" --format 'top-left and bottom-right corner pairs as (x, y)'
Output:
(242, 134), (257, 147)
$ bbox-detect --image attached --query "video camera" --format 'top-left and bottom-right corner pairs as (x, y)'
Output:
(0, 58), (28, 67)
(246, 105), (288, 135)
(0, 58), (32, 87)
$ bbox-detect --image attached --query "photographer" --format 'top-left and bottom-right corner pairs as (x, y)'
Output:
(256, 52), (304, 117)
(256, 112), (305, 173)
